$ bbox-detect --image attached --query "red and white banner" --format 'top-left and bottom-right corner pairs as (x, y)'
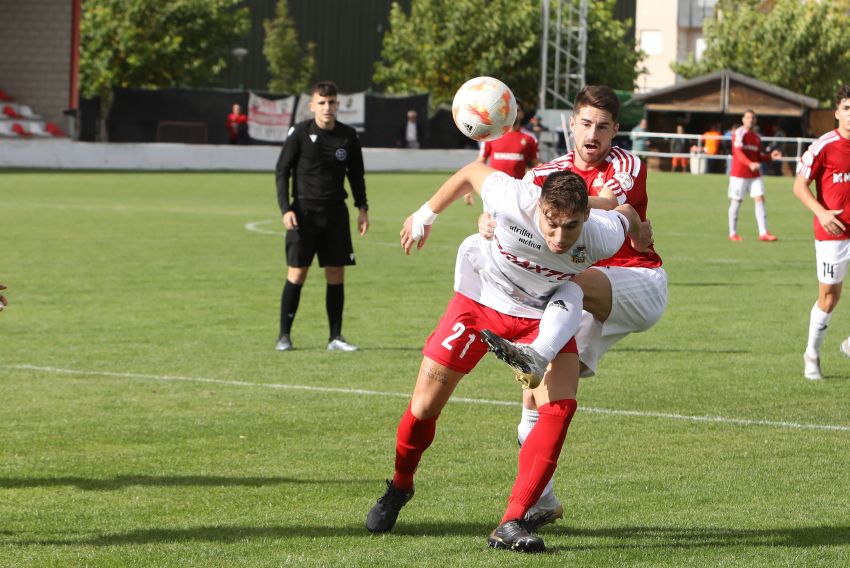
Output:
(247, 93), (295, 142)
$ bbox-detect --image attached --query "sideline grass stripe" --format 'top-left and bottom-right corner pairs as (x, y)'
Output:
(11, 364), (850, 433)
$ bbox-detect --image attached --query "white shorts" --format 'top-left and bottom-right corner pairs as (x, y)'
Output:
(814, 239), (850, 285)
(728, 176), (764, 200)
(575, 266), (668, 377)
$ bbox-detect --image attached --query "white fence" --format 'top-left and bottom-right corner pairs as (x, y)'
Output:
(0, 139), (479, 171)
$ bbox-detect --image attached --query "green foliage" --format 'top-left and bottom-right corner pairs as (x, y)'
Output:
(374, 0), (641, 110)
(263, 0), (315, 94)
(80, 0), (249, 102)
(673, 0), (850, 103)
(584, 0), (644, 92)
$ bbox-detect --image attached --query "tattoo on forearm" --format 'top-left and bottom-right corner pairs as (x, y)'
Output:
(422, 365), (449, 385)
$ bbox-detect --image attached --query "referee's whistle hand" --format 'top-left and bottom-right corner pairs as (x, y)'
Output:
(358, 210), (369, 236)
(282, 211), (298, 230)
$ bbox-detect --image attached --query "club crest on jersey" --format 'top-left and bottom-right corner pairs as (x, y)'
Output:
(335, 148), (347, 161)
(571, 246), (587, 263)
(613, 171), (634, 191)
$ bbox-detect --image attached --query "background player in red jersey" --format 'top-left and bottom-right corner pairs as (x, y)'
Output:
(478, 107), (540, 179)
(793, 85), (850, 380)
(479, 85), (667, 529)
(727, 109), (782, 242)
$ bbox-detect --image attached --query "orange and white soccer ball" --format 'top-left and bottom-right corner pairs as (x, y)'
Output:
(451, 76), (517, 142)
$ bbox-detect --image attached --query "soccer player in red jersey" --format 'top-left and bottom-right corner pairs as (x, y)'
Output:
(727, 109), (782, 241)
(478, 108), (540, 179)
(793, 85), (850, 380)
(479, 85), (667, 530)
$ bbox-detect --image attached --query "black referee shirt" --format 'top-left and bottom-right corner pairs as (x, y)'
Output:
(275, 119), (368, 214)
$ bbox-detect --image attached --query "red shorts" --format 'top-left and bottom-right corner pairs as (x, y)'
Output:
(422, 293), (578, 374)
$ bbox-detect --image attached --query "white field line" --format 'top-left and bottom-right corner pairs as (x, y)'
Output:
(244, 219), (460, 250)
(10, 364), (850, 433)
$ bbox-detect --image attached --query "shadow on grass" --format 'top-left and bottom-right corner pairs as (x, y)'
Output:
(0, 475), (374, 491)
(546, 524), (850, 552)
(9, 523), (850, 549)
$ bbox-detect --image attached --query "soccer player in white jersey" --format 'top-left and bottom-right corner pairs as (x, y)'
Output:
(364, 161), (651, 553)
(793, 85), (850, 380)
(477, 85), (666, 531)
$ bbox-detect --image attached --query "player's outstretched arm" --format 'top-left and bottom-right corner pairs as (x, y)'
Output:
(400, 161), (497, 254)
(614, 204), (654, 252)
(588, 185), (618, 210)
(793, 175), (845, 236)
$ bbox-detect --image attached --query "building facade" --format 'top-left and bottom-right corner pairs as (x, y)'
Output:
(635, 0), (716, 92)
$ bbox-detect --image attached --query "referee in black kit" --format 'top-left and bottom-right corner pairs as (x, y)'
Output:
(275, 81), (369, 352)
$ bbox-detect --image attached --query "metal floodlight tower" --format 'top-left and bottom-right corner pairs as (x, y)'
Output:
(539, 0), (588, 111)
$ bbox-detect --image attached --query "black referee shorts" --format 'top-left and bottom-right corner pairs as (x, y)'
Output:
(285, 203), (355, 267)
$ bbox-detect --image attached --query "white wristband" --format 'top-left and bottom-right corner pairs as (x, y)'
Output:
(411, 202), (438, 241)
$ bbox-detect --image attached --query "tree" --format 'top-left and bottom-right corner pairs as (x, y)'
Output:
(374, 0), (642, 110)
(80, 0), (249, 102)
(672, 0), (850, 103)
(263, 0), (315, 94)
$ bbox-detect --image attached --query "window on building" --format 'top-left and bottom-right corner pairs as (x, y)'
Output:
(640, 30), (663, 56)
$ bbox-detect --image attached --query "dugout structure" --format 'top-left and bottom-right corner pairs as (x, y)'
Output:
(630, 70), (821, 135)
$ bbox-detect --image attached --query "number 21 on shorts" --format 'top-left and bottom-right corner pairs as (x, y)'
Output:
(441, 322), (477, 359)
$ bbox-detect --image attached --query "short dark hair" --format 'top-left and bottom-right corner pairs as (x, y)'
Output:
(573, 85), (619, 121)
(312, 81), (338, 97)
(836, 85), (850, 107)
(539, 171), (588, 214)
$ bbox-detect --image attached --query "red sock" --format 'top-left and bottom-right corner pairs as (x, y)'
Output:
(501, 398), (577, 523)
(392, 405), (438, 490)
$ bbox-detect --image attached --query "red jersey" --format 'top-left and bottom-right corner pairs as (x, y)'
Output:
(226, 112), (247, 140)
(481, 130), (539, 179)
(730, 126), (771, 178)
(797, 129), (850, 241)
(524, 147), (662, 268)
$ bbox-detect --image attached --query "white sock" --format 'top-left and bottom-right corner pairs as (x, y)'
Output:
(530, 281), (584, 362)
(728, 199), (741, 236)
(517, 407), (538, 445)
(806, 303), (832, 357)
(755, 200), (768, 235)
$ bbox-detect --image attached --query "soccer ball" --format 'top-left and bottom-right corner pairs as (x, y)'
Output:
(451, 76), (517, 142)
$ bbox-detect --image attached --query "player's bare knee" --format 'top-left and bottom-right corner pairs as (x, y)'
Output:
(287, 266), (309, 285)
(325, 266), (345, 284)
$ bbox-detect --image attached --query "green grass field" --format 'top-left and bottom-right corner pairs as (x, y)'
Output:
(1, 169), (849, 566)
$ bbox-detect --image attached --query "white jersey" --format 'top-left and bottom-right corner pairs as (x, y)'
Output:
(454, 171), (628, 318)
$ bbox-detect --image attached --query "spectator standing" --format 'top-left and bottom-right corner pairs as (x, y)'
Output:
(727, 110), (782, 241)
(226, 103), (247, 145)
(702, 123), (722, 173)
(397, 109), (426, 149)
(478, 108), (540, 179)
(670, 125), (690, 172)
(793, 85), (850, 380)
(527, 114), (547, 141)
(630, 117), (649, 154)
(274, 81), (369, 352)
